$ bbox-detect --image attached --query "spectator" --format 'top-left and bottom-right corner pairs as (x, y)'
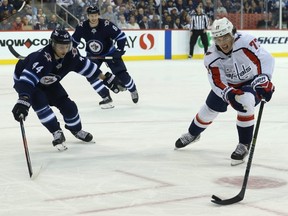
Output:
(136, 0), (147, 10)
(115, 5), (128, 20)
(0, 0), (14, 14)
(47, 14), (62, 30)
(186, 0), (195, 13)
(22, 16), (33, 30)
(162, 14), (174, 29)
(135, 7), (145, 23)
(215, 0), (228, 17)
(169, 7), (179, 21)
(243, 1), (253, 13)
(0, 17), (12, 30)
(167, 0), (176, 12)
(175, 0), (186, 13)
(34, 15), (48, 30)
(138, 15), (149, 29)
(182, 15), (191, 29)
(148, 14), (160, 29)
(179, 9), (188, 24)
(127, 15), (140, 29)
(11, 16), (23, 30)
(223, 0), (236, 13)
(147, 6), (158, 20)
(36, 8), (47, 22)
(0, 9), (10, 22)
(23, 3), (37, 24)
(102, 5), (118, 24)
(174, 17), (183, 29)
(160, 0), (168, 15)
(204, 0), (214, 23)
(117, 14), (129, 29)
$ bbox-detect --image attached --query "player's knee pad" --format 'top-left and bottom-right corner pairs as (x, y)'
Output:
(236, 86), (257, 115)
(235, 86), (257, 127)
(197, 104), (219, 124)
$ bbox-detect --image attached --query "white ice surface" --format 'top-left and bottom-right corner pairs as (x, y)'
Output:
(0, 58), (287, 216)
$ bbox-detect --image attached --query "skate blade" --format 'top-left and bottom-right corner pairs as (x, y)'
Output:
(100, 103), (114, 109)
(231, 159), (245, 166)
(55, 143), (68, 152)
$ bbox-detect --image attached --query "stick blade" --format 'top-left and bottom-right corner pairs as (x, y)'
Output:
(211, 194), (243, 205)
(30, 165), (43, 180)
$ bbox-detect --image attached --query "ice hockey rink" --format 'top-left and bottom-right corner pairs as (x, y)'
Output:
(0, 58), (287, 216)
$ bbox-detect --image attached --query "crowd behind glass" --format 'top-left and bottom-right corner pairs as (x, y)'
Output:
(0, 0), (287, 30)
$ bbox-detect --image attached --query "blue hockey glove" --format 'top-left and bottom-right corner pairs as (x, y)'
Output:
(251, 74), (275, 102)
(12, 96), (31, 121)
(222, 87), (246, 113)
(103, 72), (126, 93)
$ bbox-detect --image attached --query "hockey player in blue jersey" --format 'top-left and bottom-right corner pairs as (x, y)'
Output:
(12, 29), (125, 151)
(72, 5), (139, 109)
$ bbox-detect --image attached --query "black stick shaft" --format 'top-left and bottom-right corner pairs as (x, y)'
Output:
(19, 118), (33, 178)
(211, 100), (265, 205)
(240, 100), (265, 193)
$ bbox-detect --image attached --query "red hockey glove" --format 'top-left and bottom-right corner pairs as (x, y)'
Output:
(251, 74), (275, 102)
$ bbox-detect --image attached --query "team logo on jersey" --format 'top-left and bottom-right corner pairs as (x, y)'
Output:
(139, 33), (154, 50)
(87, 40), (103, 54)
(44, 52), (52, 62)
(40, 75), (59, 85)
(104, 20), (110, 26)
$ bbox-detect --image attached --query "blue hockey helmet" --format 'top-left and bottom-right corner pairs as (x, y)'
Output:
(86, 5), (100, 15)
(50, 29), (72, 44)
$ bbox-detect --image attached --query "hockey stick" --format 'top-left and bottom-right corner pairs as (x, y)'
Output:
(211, 100), (265, 205)
(8, 45), (25, 60)
(19, 116), (33, 178)
(88, 56), (114, 60)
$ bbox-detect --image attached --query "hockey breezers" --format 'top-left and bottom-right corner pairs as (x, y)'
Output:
(211, 100), (265, 205)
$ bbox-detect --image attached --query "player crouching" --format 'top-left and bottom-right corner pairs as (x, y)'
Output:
(175, 17), (275, 166)
(12, 29), (125, 151)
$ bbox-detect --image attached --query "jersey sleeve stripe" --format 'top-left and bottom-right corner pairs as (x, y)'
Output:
(210, 67), (227, 90)
(243, 48), (262, 75)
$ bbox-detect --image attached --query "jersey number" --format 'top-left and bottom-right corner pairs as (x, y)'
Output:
(32, 62), (44, 73)
(249, 38), (259, 50)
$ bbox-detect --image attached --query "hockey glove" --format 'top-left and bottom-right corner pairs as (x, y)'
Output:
(12, 96), (31, 122)
(222, 87), (246, 113)
(103, 72), (126, 93)
(111, 49), (126, 59)
(251, 74), (275, 102)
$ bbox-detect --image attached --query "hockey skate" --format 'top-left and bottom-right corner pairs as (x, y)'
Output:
(72, 130), (93, 142)
(131, 90), (139, 103)
(175, 132), (200, 150)
(231, 143), (249, 166)
(99, 96), (114, 109)
(52, 130), (67, 151)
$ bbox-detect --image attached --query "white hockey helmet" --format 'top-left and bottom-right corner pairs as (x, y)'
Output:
(211, 17), (234, 38)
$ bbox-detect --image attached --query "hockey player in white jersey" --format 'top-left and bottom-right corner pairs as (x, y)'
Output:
(175, 17), (275, 166)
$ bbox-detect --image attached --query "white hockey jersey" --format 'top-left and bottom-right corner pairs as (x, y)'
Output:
(204, 32), (275, 99)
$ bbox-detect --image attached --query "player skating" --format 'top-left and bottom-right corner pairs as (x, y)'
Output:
(12, 29), (125, 151)
(72, 5), (139, 109)
(175, 17), (275, 166)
